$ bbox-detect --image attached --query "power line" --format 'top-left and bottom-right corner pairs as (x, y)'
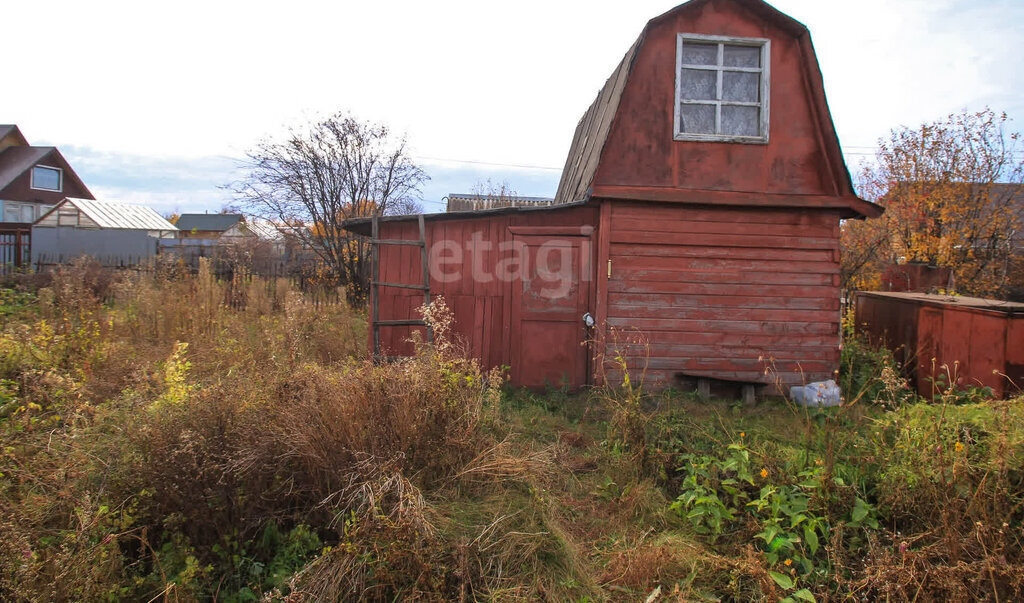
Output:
(414, 155), (563, 171)
(414, 147), (1024, 172)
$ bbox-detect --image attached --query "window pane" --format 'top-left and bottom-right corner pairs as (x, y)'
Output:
(723, 45), (760, 68)
(680, 104), (716, 134)
(722, 105), (760, 136)
(722, 71), (759, 102)
(679, 68), (716, 100)
(21, 205), (35, 222)
(680, 42), (718, 65)
(32, 166), (61, 191)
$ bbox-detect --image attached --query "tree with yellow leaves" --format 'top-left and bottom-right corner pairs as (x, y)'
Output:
(842, 108), (1023, 299)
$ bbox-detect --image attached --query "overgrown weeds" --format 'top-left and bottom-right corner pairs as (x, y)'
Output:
(2, 260), (1022, 601)
(0, 263), (567, 601)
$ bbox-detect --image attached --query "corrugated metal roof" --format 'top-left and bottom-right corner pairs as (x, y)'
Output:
(446, 193), (555, 212)
(59, 198), (177, 231)
(222, 217), (282, 240)
(342, 200), (589, 236)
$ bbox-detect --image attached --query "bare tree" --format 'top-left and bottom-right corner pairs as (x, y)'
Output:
(230, 112), (427, 303)
(470, 178), (519, 200)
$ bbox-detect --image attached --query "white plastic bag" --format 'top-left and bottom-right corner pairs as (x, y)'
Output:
(790, 379), (841, 407)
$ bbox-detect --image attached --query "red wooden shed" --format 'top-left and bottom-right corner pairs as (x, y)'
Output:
(855, 292), (1024, 399)
(345, 0), (881, 392)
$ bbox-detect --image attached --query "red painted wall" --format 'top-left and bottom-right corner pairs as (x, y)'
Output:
(596, 0), (845, 199)
(602, 201), (841, 387)
(855, 292), (1022, 399)
(372, 206), (598, 377)
(372, 200), (843, 390)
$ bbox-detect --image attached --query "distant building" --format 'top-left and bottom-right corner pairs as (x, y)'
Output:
(175, 213), (244, 239)
(220, 216), (284, 243)
(32, 197), (177, 263)
(0, 125), (94, 223)
(446, 193), (554, 212)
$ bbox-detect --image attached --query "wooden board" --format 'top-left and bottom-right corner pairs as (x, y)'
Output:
(604, 201), (840, 387)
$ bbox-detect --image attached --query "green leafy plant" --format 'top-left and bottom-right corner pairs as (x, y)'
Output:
(670, 443), (755, 540)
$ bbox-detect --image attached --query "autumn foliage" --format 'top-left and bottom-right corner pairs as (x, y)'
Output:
(842, 108), (1023, 299)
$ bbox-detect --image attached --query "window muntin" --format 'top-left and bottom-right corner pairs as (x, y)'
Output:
(674, 34), (770, 143)
(31, 165), (62, 192)
(2, 201), (39, 223)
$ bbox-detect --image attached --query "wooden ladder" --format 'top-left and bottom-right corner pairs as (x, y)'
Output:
(370, 214), (433, 361)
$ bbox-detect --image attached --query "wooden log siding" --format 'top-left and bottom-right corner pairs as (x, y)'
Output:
(604, 201), (841, 387)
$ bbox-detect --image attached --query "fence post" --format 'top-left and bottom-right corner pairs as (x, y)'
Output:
(13, 230), (22, 268)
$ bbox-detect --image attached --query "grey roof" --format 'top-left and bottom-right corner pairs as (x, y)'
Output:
(0, 146), (55, 191)
(37, 197), (177, 231)
(175, 213), (243, 232)
(0, 125), (27, 144)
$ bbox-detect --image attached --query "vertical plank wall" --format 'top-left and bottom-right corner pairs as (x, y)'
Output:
(373, 206), (598, 371)
(605, 201), (842, 387)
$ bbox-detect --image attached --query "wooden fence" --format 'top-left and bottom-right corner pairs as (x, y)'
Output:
(28, 253), (346, 309)
(0, 223), (31, 275)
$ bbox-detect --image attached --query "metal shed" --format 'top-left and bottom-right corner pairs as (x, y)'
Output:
(32, 197), (177, 264)
(346, 0), (882, 392)
(855, 292), (1023, 399)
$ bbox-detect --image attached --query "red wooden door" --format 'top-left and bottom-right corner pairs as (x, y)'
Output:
(510, 235), (590, 389)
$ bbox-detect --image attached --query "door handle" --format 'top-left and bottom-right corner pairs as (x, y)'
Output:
(582, 312), (595, 328)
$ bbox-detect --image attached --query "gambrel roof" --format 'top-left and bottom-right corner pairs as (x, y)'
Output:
(553, 0), (881, 219)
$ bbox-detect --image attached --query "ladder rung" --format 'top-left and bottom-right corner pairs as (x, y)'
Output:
(373, 281), (429, 291)
(372, 238), (425, 246)
(376, 319), (427, 327)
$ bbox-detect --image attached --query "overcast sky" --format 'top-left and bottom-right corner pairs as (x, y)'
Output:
(7, 0), (1023, 214)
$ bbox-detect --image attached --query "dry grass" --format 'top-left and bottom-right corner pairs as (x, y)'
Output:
(2, 259), (1023, 601)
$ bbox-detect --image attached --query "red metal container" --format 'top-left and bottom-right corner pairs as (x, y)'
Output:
(855, 292), (1024, 399)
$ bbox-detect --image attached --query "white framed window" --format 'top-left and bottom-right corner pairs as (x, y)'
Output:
(30, 165), (63, 192)
(2, 201), (38, 223)
(674, 34), (770, 143)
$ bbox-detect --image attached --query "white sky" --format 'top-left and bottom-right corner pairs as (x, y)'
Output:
(6, 0), (1023, 212)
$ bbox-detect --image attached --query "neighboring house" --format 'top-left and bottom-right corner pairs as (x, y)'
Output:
(32, 197), (177, 263)
(175, 213), (243, 239)
(446, 194), (555, 212)
(0, 125), (94, 223)
(345, 0), (881, 393)
(167, 214), (295, 262)
(220, 216), (283, 243)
